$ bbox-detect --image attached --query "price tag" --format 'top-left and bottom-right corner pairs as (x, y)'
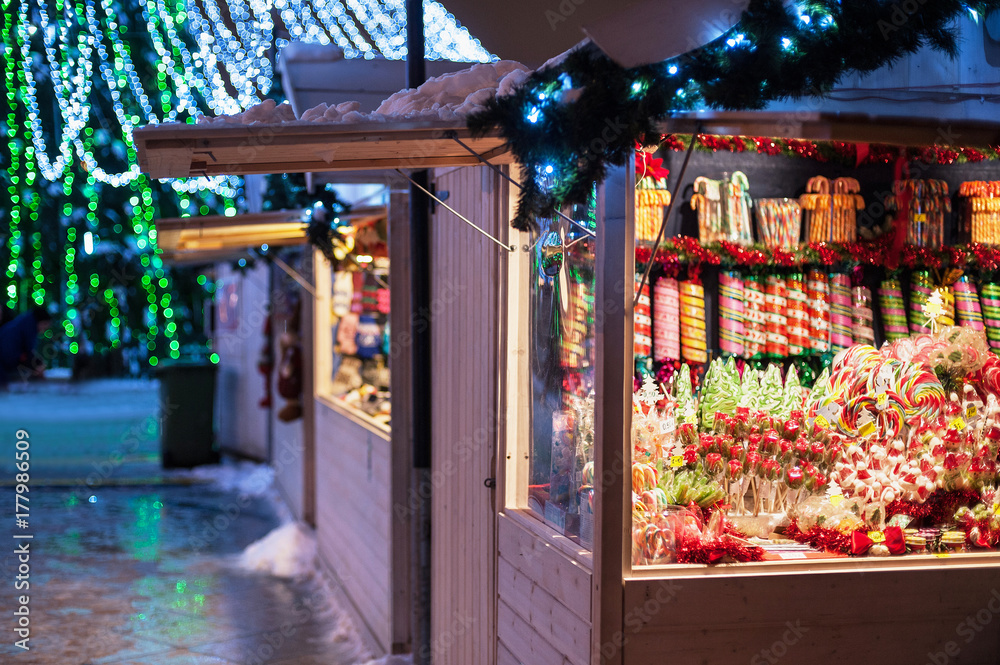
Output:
(830, 494), (844, 507)
(868, 530), (886, 543)
(913, 213), (928, 223)
(967, 405), (978, 420)
(659, 421), (670, 434)
(859, 421), (877, 438)
(670, 455), (684, 468)
(815, 415), (830, 430)
(934, 552), (950, 559)
(876, 393), (888, 407)
(950, 418), (967, 431)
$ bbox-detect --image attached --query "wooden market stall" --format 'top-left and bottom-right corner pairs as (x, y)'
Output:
(495, 111), (1000, 665)
(138, 119), (514, 661)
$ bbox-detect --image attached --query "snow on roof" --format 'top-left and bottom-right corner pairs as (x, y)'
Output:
(197, 60), (529, 126)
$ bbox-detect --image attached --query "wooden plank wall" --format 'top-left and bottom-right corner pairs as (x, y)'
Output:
(213, 262), (269, 460)
(429, 165), (506, 665)
(623, 566), (1000, 665)
(496, 514), (593, 665)
(314, 402), (394, 652)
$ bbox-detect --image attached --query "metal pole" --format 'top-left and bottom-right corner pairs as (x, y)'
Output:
(407, 1), (432, 662)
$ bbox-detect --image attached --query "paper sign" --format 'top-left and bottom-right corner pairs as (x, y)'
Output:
(670, 455), (684, 468)
(950, 418), (967, 431)
(659, 421), (670, 434)
(815, 415), (830, 430)
(967, 405), (978, 420)
(877, 393), (888, 407)
(778, 551), (808, 560)
(859, 421), (877, 438)
(830, 494), (844, 507)
(868, 531), (886, 543)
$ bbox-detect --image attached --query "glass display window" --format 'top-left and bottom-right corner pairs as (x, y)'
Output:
(507, 195), (598, 548)
(624, 137), (1000, 569)
(318, 212), (392, 428)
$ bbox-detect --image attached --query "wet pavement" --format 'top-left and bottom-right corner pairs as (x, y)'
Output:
(0, 379), (162, 482)
(0, 380), (366, 665)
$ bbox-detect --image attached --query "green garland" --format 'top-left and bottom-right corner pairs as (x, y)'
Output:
(468, 0), (1000, 230)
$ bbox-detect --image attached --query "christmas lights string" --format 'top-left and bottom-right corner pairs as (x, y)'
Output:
(10, 0), (491, 191)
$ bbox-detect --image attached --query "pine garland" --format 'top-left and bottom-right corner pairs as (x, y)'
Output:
(468, 1), (1000, 230)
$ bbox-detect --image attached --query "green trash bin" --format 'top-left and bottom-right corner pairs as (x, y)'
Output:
(157, 359), (220, 468)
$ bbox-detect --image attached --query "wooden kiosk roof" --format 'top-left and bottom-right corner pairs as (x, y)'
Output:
(135, 112), (1000, 185)
(133, 120), (512, 179)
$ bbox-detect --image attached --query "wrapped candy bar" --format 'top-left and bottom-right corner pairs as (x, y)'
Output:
(953, 274), (984, 332)
(765, 275), (789, 358)
(679, 279), (708, 364)
(830, 273), (853, 352)
(878, 277), (909, 342)
(981, 282), (1000, 351)
(806, 269), (831, 354)
(718, 271), (745, 357)
(743, 274), (767, 358)
(852, 285), (875, 346)
(634, 273), (652, 359)
(653, 277), (681, 361)
(786, 273), (809, 356)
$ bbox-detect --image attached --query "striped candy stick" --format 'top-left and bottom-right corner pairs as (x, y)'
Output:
(878, 278), (909, 342)
(953, 274), (984, 331)
(634, 273), (653, 359)
(786, 272), (810, 356)
(679, 279), (708, 364)
(981, 282), (1000, 350)
(653, 277), (681, 361)
(806, 269), (831, 354)
(764, 274), (789, 358)
(718, 271), (745, 356)
(829, 272), (853, 352)
(743, 274), (767, 358)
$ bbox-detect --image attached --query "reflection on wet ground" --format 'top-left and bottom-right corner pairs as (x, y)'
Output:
(0, 484), (362, 664)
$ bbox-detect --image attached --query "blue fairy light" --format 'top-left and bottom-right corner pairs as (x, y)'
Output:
(526, 106), (541, 123)
(668, 64), (678, 75)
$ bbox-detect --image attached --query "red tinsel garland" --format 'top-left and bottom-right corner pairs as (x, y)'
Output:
(785, 519), (853, 554)
(662, 134), (1000, 167)
(675, 523), (765, 564)
(885, 489), (981, 525)
(635, 236), (1000, 273)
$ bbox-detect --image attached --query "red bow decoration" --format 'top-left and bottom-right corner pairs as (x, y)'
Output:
(850, 526), (905, 556)
(636, 149), (670, 181)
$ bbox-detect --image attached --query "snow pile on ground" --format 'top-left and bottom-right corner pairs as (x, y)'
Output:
(358, 655), (413, 665)
(184, 460), (276, 496)
(197, 60), (530, 126)
(240, 521), (317, 578)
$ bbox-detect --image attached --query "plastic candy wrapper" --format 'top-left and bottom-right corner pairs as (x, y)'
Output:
(882, 326), (988, 379)
(789, 494), (878, 533)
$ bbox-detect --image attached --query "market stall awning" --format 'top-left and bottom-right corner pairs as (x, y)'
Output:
(134, 120), (512, 179)
(155, 206), (388, 266)
(156, 209), (311, 254)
